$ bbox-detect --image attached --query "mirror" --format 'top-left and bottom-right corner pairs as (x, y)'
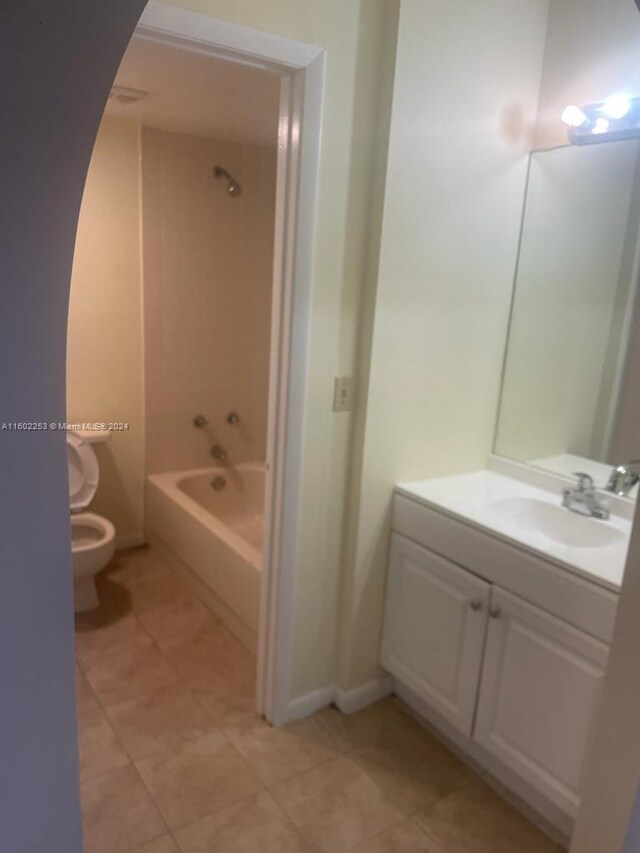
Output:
(494, 139), (640, 497)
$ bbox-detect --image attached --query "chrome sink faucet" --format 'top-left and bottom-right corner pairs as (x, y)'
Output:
(605, 459), (640, 497)
(562, 473), (609, 520)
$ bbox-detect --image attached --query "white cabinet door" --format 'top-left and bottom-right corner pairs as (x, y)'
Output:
(474, 587), (608, 817)
(381, 534), (491, 735)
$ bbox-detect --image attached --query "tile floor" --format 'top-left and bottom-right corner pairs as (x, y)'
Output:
(76, 543), (567, 852)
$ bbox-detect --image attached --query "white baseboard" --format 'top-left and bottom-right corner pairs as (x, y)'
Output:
(116, 533), (146, 551)
(288, 685), (336, 722)
(335, 675), (395, 715)
(287, 675), (395, 722)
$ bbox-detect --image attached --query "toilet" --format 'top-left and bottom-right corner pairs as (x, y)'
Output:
(67, 431), (116, 611)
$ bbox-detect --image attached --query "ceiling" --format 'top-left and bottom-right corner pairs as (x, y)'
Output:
(105, 37), (281, 147)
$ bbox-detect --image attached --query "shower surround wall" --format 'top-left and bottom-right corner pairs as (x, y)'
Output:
(142, 128), (276, 473)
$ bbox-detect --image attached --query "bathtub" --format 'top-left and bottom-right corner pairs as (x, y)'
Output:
(146, 462), (265, 649)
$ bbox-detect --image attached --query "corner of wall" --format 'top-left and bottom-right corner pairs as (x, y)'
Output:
(336, 0), (401, 691)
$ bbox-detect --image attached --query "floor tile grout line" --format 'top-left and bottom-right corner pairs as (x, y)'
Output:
(218, 713), (350, 782)
(78, 622), (192, 710)
(79, 760), (171, 851)
(406, 812), (445, 846)
(345, 737), (482, 822)
(186, 678), (257, 728)
(75, 658), (135, 784)
(167, 789), (313, 853)
(120, 828), (174, 853)
(126, 718), (269, 838)
(75, 567), (222, 803)
(150, 783), (270, 838)
(260, 787), (318, 852)
(129, 752), (176, 840)
(341, 816), (414, 853)
(79, 646), (258, 766)
(259, 747), (346, 793)
(257, 743), (414, 832)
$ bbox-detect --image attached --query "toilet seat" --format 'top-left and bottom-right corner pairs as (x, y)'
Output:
(71, 512), (116, 552)
(67, 432), (100, 511)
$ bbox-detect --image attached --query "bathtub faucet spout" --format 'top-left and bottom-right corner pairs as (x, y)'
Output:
(210, 445), (228, 462)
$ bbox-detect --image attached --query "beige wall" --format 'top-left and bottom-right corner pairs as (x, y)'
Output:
(339, 0), (550, 689)
(534, 0), (640, 150)
(67, 116), (145, 545)
(141, 128), (276, 473)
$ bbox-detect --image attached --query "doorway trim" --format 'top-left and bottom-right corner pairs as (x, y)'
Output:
(136, 1), (324, 726)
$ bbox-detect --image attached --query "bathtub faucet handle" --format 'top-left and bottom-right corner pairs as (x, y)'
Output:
(193, 414), (208, 428)
(226, 412), (240, 425)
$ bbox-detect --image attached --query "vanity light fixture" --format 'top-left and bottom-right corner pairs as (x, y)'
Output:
(561, 94), (640, 144)
(602, 94), (631, 120)
(592, 118), (611, 135)
(560, 105), (588, 128)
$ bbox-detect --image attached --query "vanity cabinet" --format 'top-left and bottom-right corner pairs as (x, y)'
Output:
(381, 535), (490, 735)
(474, 587), (608, 817)
(382, 524), (611, 824)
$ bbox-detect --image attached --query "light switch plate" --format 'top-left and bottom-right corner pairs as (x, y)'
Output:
(333, 376), (354, 412)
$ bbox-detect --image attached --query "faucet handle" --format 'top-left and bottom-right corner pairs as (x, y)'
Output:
(606, 459), (640, 496)
(573, 472), (594, 493)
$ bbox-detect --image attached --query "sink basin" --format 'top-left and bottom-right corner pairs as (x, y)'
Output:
(490, 497), (625, 549)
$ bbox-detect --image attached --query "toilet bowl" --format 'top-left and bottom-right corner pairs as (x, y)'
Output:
(71, 511), (116, 611)
(67, 431), (115, 612)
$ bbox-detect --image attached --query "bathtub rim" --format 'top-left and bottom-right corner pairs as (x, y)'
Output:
(147, 462), (265, 570)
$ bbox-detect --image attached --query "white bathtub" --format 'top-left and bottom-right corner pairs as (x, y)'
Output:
(147, 462), (265, 648)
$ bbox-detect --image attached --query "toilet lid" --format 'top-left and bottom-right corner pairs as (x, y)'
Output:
(67, 432), (100, 511)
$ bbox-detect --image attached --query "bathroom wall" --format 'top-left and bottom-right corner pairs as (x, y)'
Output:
(534, 0), (640, 149)
(67, 115), (145, 546)
(141, 128), (276, 473)
(5, 2), (640, 847)
(339, 0), (551, 689)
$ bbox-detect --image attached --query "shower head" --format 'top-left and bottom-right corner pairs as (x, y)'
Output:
(213, 165), (242, 198)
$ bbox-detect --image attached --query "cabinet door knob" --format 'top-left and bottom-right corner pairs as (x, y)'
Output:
(489, 606), (501, 619)
(470, 599), (483, 611)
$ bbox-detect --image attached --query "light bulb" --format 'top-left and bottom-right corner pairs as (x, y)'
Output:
(592, 118), (611, 135)
(603, 94), (631, 120)
(561, 105), (588, 128)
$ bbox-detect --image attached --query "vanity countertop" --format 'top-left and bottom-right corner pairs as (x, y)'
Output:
(396, 470), (632, 592)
